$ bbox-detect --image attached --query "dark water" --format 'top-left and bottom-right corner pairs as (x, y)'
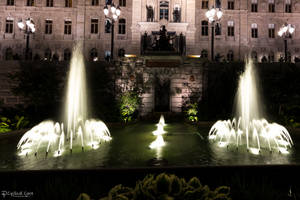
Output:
(0, 123), (299, 170)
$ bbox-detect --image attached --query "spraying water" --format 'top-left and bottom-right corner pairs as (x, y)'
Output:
(17, 43), (112, 157)
(149, 115), (166, 159)
(208, 60), (293, 154)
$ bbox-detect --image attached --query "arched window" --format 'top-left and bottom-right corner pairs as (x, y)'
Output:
(118, 48), (125, 57)
(5, 48), (13, 60)
(52, 53), (59, 61)
(268, 52), (274, 62)
(251, 51), (257, 62)
(160, 1), (169, 20)
(227, 50), (234, 61)
(118, 18), (126, 34)
(44, 49), (52, 61)
(201, 49), (208, 58)
(201, 21), (208, 36)
(90, 48), (98, 61)
(64, 48), (71, 61)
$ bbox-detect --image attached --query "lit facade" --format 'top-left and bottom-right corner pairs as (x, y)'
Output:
(0, 0), (300, 62)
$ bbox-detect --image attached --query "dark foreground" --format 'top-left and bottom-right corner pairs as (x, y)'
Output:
(1, 165), (300, 200)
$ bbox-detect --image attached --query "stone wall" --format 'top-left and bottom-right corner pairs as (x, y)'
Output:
(116, 56), (204, 115)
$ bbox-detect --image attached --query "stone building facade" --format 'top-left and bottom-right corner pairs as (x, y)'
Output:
(0, 0), (300, 62)
(116, 56), (203, 115)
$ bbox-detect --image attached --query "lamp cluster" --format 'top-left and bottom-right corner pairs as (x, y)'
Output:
(278, 24), (295, 37)
(103, 3), (121, 21)
(205, 7), (223, 23)
(18, 18), (36, 33)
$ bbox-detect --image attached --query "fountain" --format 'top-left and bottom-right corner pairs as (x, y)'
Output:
(148, 115), (168, 166)
(17, 43), (112, 157)
(149, 115), (166, 149)
(208, 60), (293, 154)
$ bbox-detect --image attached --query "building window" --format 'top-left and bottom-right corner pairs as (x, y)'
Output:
(160, 1), (169, 21)
(64, 49), (71, 61)
(91, 19), (99, 34)
(119, 0), (126, 7)
(118, 18), (126, 34)
(65, 0), (72, 7)
(105, 19), (111, 33)
(5, 48), (13, 60)
(268, 52), (274, 62)
(27, 0), (34, 6)
(216, 0), (221, 8)
(251, 0), (257, 12)
(268, 24), (275, 38)
(268, 0), (275, 12)
(285, 0), (292, 13)
(227, 50), (234, 61)
(45, 20), (53, 34)
(228, 0), (234, 10)
(44, 49), (52, 61)
(7, 0), (14, 6)
(90, 48), (98, 61)
(201, 50), (208, 58)
(91, 0), (99, 6)
(118, 48), (125, 57)
(202, 0), (208, 9)
(5, 19), (13, 33)
(201, 20), (208, 36)
(64, 20), (72, 34)
(215, 23), (221, 35)
(173, 6), (181, 22)
(251, 51), (258, 61)
(46, 0), (53, 7)
(227, 21), (234, 36)
(251, 23), (258, 38)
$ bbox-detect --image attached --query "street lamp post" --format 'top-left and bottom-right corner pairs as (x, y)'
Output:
(17, 18), (35, 60)
(205, 7), (223, 61)
(278, 23), (295, 62)
(104, 2), (121, 61)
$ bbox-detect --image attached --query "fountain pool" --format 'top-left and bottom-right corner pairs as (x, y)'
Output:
(1, 122), (300, 170)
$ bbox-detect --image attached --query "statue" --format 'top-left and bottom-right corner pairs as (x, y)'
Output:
(173, 8), (180, 22)
(146, 5), (154, 22)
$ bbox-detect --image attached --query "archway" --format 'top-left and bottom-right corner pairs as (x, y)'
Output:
(155, 78), (170, 112)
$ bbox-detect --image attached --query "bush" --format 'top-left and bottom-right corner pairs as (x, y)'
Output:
(119, 91), (141, 123)
(100, 173), (231, 200)
(186, 103), (198, 122)
(0, 115), (30, 133)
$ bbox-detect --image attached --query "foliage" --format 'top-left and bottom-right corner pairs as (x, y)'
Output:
(281, 105), (300, 128)
(9, 61), (65, 121)
(186, 103), (198, 122)
(102, 173), (231, 200)
(119, 91), (141, 123)
(76, 193), (91, 200)
(0, 115), (30, 133)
